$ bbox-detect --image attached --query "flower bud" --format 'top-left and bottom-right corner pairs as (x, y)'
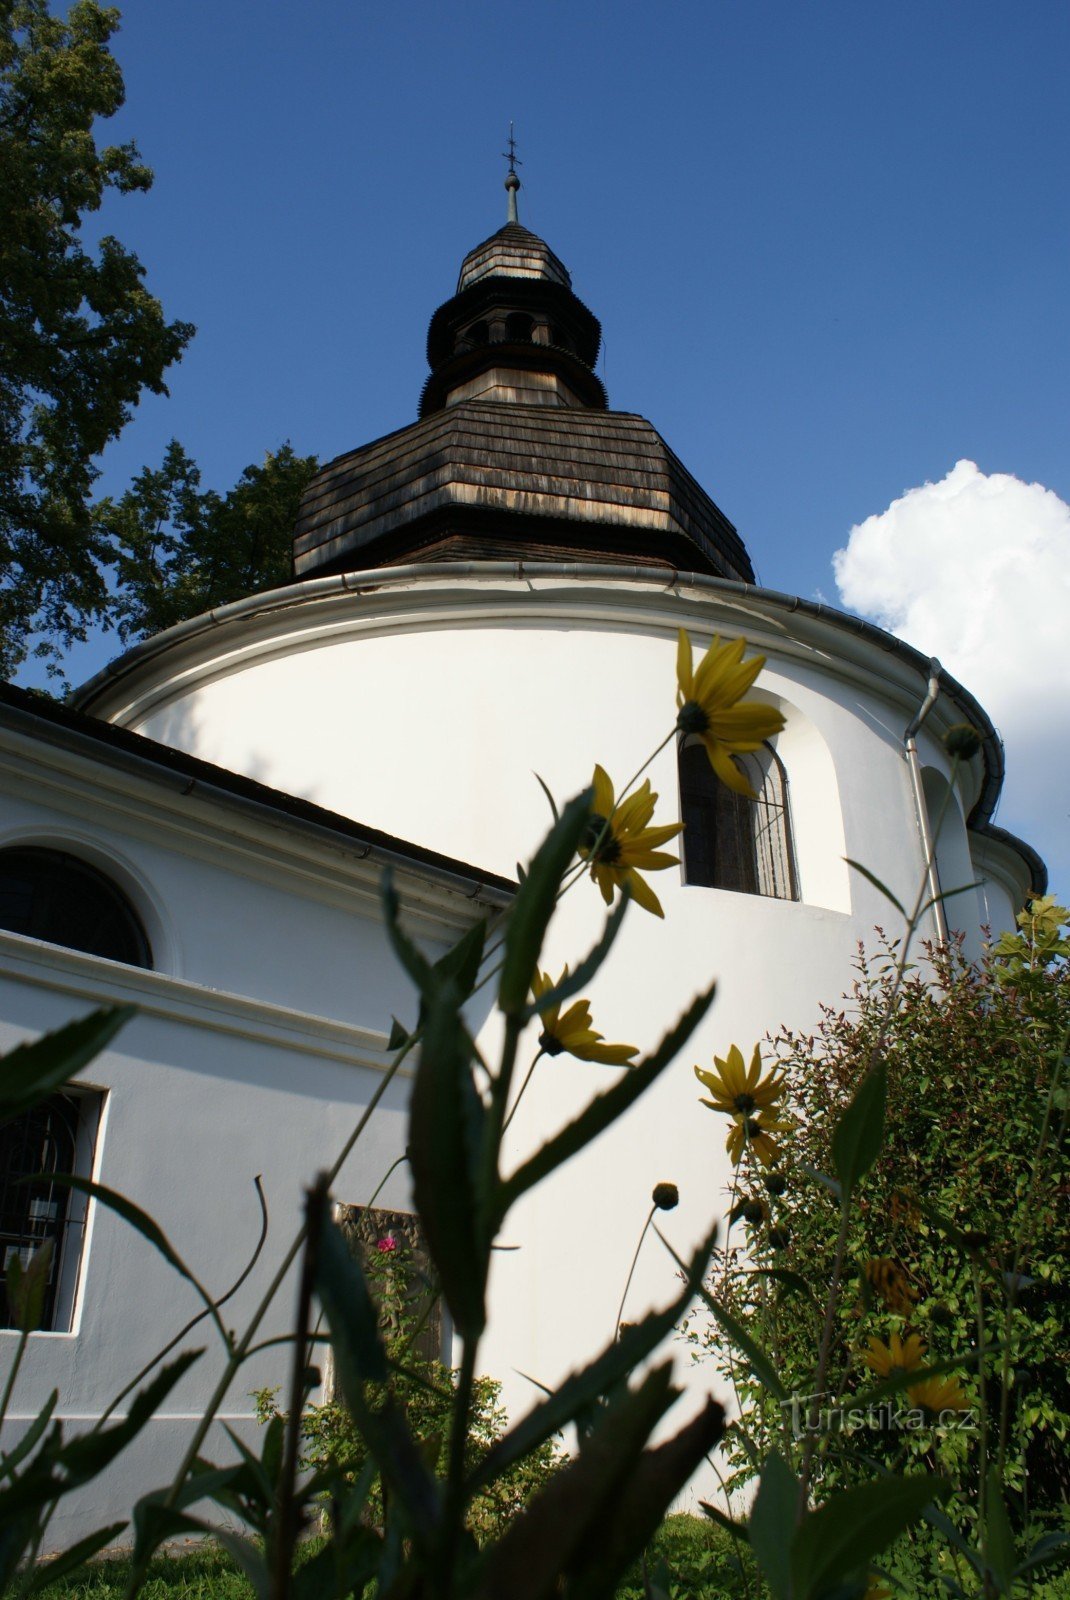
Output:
(652, 1182), (679, 1211)
(768, 1224), (790, 1250)
(743, 1198), (766, 1224)
(764, 1172), (788, 1196)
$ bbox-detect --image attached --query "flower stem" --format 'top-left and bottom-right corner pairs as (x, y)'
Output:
(614, 1204), (656, 1336)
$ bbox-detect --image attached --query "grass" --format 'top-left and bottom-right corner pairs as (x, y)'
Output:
(33, 1516), (750, 1599)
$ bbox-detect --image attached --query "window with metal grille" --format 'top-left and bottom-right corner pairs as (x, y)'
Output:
(0, 1090), (103, 1332)
(0, 847), (151, 968)
(333, 1204), (443, 1365)
(679, 739), (798, 900)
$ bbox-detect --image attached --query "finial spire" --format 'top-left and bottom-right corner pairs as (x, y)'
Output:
(502, 122), (521, 224)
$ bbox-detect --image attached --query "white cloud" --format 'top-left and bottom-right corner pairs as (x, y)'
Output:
(833, 459), (1070, 893)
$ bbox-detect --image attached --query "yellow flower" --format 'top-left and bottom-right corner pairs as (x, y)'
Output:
(725, 1109), (792, 1168)
(530, 967), (638, 1066)
(579, 764), (683, 919)
(864, 1331), (926, 1378)
(695, 1043), (787, 1117)
(675, 629), (786, 798)
(862, 1257), (917, 1318)
(907, 1374), (972, 1415)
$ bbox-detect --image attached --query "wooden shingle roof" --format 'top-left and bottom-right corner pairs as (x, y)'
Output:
(293, 402), (754, 583)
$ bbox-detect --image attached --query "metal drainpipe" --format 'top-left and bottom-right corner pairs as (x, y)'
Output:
(903, 658), (948, 945)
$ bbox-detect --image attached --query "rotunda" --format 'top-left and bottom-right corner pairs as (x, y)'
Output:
(72, 174), (1043, 1479)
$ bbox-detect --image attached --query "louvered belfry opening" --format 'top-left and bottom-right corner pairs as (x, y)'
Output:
(679, 740), (797, 901)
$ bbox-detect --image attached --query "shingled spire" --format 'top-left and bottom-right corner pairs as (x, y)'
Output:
(292, 172), (755, 585)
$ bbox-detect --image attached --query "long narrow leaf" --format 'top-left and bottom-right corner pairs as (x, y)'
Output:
(469, 1224), (718, 1492)
(843, 859), (908, 918)
(22, 1522), (127, 1594)
(500, 982), (717, 1214)
(408, 982), (486, 1339)
(0, 1007), (133, 1123)
(498, 789), (593, 1016)
(791, 1474), (948, 1599)
(660, 1236), (787, 1402)
(520, 891), (630, 1024)
(831, 1058), (887, 1200)
(0, 1391), (58, 1482)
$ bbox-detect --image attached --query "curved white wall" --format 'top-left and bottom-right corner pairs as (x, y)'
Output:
(75, 571), (1022, 1495)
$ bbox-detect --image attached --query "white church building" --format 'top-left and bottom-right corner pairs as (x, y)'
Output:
(0, 179), (1044, 1545)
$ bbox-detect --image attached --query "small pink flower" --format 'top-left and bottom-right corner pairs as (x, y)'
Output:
(376, 1235), (398, 1254)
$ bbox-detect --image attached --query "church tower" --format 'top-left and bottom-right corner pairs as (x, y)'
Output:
(292, 167), (754, 583)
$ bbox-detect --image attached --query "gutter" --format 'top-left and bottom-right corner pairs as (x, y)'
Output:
(903, 660), (948, 944)
(69, 560), (1047, 896)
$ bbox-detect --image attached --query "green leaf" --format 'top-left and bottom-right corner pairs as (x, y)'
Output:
(469, 1225), (718, 1492)
(791, 1474), (948, 1599)
(408, 980), (487, 1339)
(672, 1249), (787, 1402)
(21, 1522), (127, 1594)
(699, 1500), (750, 1542)
(499, 982), (717, 1215)
(520, 889), (630, 1024)
(47, 1176), (219, 1326)
(213, 1530), (271, 1600)
(498, 788), (593, 1016)
(746, 1267), (819, 1306)
(56, 1350), (202, 1485)
(313, 1211), (440, 1541)
(984, 1466), (1016, 1593)
(1014, 1530), (1070, 1578)
(748, 1452), (799, 1600)
(387, 1016), (410, 1051)
(843, 860), (907, 918)
(316, 1213), (390, 1387)
(7, 1240), (53, 1332)
(474, 1364), (681, 1600)
(533, 771), (560, 822)
(0, 1007), (133, 1123)
(381, 870), (436, 994)
(920, 880), (984, 913)
(798, 1162), (843, 1202)
(831, 1059), (887, 1200)
(0, 1390), (57, 1481)
(430, 917), (487, 1003)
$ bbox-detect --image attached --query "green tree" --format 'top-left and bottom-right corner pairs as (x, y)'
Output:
(97, 438), (318, 641)
(0, 0), (193, 676)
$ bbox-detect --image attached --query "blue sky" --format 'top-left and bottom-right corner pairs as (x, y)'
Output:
(40, 0), (1070, 891)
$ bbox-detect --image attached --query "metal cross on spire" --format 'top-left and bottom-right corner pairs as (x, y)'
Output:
(502, 122), (521, 223)
(502, 122), (522, 175)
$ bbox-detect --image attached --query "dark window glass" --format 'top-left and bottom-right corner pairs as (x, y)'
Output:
(679, 741), (797, 901)
(0, 1092), (92, 1331)
(465, 319), (489, 346)
(0, 848), (151, 967)
(504, 312), (534, 343)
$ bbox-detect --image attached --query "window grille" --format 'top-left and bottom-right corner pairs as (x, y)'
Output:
(333, 1204), (443, 1366)
(0, 1091), (101, 1331)
(679, 740), (798, 901)
(0, 847), (151, 968)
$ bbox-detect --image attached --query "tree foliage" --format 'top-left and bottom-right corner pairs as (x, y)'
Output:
(0, 0), (194, 676)
(95, 438), (318, 641)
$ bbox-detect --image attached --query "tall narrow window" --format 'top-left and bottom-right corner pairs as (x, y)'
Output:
(0, 1089), (103, 1332)
(0, 847), (151, 968)
(679, 740), (797, 900)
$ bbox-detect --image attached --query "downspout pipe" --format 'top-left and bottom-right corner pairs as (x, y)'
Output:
(903, 658), (948, 944)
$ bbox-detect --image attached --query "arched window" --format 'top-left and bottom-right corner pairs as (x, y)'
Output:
(0, 847), (152, 968)
(679, 741), (797, 900)
(465, 319), (489, 347)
